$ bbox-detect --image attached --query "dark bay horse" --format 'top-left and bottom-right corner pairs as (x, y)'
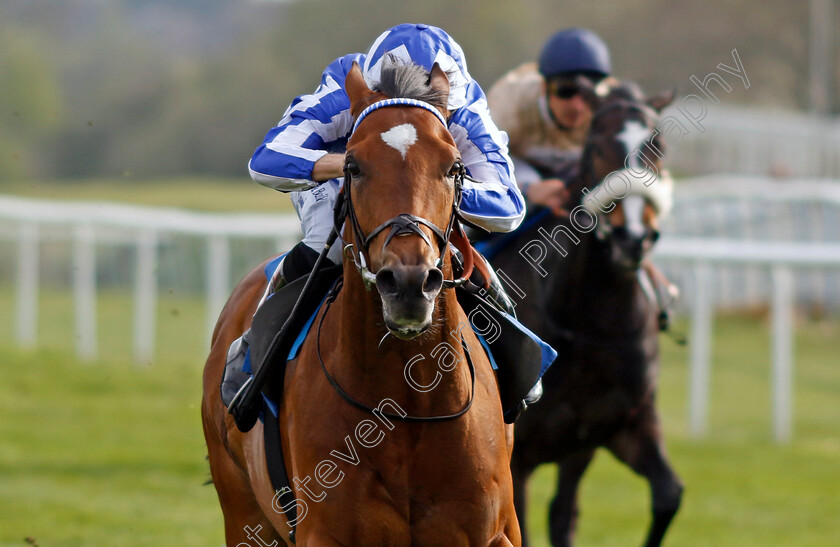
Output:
(202, 62), (520, 546)
(489, 86), (683, 546)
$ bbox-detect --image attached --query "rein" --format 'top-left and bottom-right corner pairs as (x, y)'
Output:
(319, 97), (481, 422)
(316, 280), (476, 422)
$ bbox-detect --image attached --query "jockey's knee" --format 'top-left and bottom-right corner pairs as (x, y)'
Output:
(283, 242), (322, 283)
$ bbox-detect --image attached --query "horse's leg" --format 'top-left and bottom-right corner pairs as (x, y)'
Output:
(211, 455), (282, 546)
(510, 460), (531, 547)
(548, 449), (596, 547)
(205, 430), (283, 546)
(203, 398), (282, 546)
(606, 408), (683, 547)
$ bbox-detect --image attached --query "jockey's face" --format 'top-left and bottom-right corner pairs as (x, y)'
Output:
(546, 76), (595, 131)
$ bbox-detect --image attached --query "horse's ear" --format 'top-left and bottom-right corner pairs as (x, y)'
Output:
(345, 61), (373, 112)
(646, 88), (677, 113)
(428, 63), (451, 112)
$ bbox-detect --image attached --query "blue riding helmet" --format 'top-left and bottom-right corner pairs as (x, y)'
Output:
(362, 23), (471, 111)
(538, 28), (611, 80)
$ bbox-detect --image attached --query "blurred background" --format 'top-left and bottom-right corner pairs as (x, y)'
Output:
(1, 1), (838, 546)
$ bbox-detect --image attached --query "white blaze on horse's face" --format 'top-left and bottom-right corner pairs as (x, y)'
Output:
(616, 120), (652, 169)
(381, 123), (418, 160)
(621, 195), (647, 238)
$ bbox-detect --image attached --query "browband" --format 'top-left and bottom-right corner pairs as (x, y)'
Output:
(353, 98), (448, 134)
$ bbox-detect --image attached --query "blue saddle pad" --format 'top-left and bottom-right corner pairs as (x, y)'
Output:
(476, 311), (557, 380)
(248, 253), (556, 419)
(243, 251), (322, 418)
(474, 208), (551, 261)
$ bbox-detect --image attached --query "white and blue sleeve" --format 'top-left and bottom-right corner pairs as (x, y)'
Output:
(248, 55), (359, 192)
(449, 82), (526, 233)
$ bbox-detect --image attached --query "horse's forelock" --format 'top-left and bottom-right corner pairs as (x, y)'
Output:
(373, 57), (449, 111)
(605, 82), (646, 104)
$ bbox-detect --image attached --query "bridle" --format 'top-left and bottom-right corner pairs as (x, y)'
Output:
(319, 97), (480, 423)
(315, 279), (476, 423)
(578, 100), (663, 245)
(337, 97), (475, 290)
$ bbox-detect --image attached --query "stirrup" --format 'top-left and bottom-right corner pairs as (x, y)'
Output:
(524, 379), (543, 405)
(227, 375), (253, 409)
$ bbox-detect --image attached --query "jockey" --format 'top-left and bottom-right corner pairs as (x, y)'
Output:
(487, 28), (677, 322)
(249, 23), (525, 293)
(488, 27), (617, 216)
(224, 24), (543, 409)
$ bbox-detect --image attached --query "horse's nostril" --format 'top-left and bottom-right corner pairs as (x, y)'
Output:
(375, 269), (399, 296)
(423, 268), (444, 295)
(376, 266), (442, 299)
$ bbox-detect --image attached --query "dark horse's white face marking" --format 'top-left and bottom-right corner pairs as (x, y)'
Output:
(583, 103), (673, 272)
(616, 119), (654, 170)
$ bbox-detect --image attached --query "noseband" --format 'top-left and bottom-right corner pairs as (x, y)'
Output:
(338, 98), (471, 290)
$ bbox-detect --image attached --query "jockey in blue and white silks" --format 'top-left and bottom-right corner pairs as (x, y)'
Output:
(248, 23), (525, 281)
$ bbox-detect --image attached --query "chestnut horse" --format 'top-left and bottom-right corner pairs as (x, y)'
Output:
(202, 62), (520, 546)
(487, 85), (683, 546)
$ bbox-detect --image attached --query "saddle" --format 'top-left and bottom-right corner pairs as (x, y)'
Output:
(222, 251), (553, 424)
(220, 247), (555, 544)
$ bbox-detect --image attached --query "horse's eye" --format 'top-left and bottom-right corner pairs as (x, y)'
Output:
(345, 161), (361, 178)
(447, 161), (463, 179)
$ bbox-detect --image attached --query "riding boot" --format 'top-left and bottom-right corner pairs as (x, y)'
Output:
(641, 261), (679, 331)
(258, 242), (322, 305)
(221, 328), (252, 407)
(223, 242), (323, 408)
(464, 252), (518, 317)
(460, 250), (544, 406)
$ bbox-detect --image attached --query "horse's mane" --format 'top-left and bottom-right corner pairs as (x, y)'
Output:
(373, 55), (449, 110)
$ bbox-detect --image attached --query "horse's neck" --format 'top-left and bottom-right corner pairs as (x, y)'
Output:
(548, 233), (647, 334)
(332, 270), (471, 410)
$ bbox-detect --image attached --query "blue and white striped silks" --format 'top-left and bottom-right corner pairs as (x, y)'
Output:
(248, 24), (525, 234)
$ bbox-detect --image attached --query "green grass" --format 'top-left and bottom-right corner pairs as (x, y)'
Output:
(1, 177), (295, 213)
(0, 289), (221, 546)
(524, 315), (840, 547)
(0, 286), (838, 546)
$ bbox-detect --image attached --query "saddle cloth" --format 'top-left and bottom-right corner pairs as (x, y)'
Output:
(228, 255), (556, 422)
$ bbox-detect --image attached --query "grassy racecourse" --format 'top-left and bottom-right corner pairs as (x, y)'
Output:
(0, 182), (838, 545)
(0, 288), (838, 546)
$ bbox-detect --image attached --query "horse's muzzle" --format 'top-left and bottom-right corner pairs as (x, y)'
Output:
(376, 264), (443, 338)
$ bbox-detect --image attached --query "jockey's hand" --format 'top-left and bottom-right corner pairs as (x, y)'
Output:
(525, 178), (569, 216)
